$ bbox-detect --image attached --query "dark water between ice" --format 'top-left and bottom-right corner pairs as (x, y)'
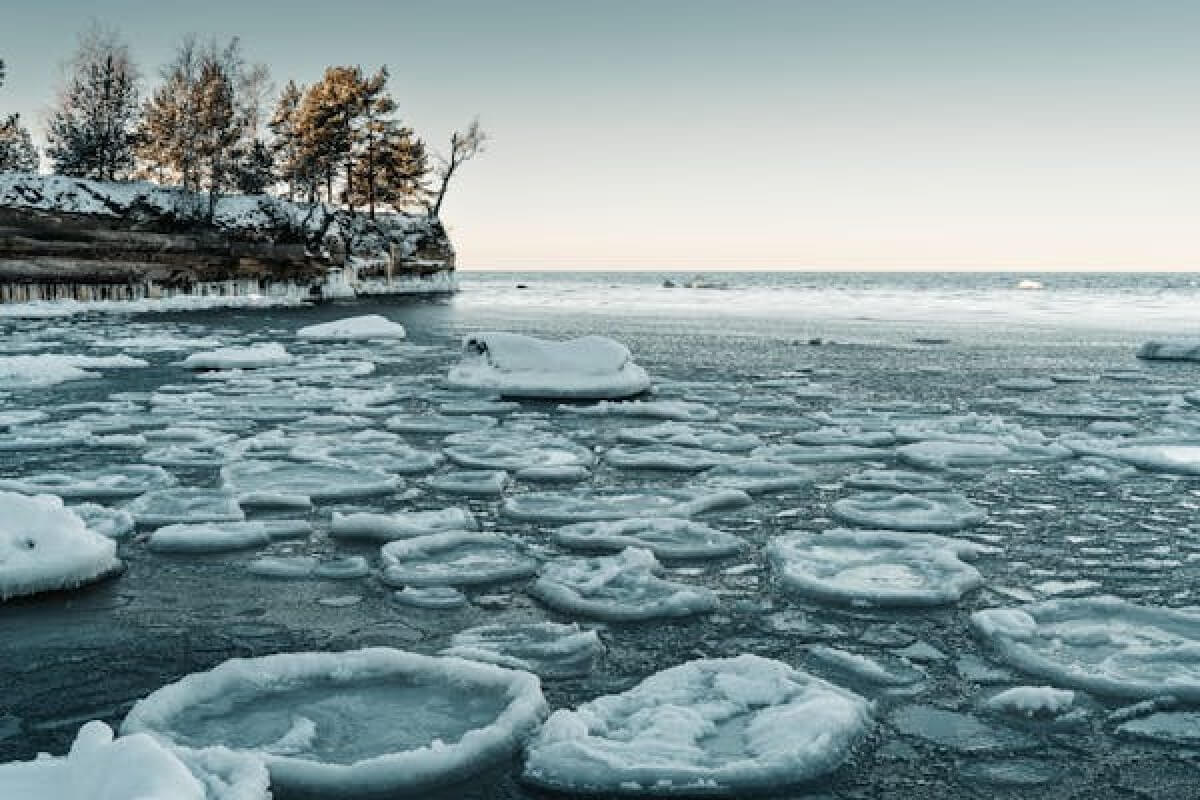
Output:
(2, 271), (1199, 799)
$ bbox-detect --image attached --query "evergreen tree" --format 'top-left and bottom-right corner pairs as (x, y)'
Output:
(349, 122), (427, 214)
(231, 138), (275, 194)
(193, 56), (238, 217)
(0, 57), (40, 172)
(268, 79), (305, 200)
(45, 25), (140, 181)
(295, 66), (362, 204)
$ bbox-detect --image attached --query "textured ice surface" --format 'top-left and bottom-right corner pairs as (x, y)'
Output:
(1086, 441), (1200, 476)
(296, 315), (406, 340)
(1117, 712), (1200, 744)
(751, 443), (885, 464)
(427, 469), (510, 496)
(552, 518), (746, 559)
(70, 503), (136, 539)
(0, 465), (176, 499)
(890, 705), (1036, 753)
(503, 488), (751, 524)
(393, 586), (468, 609)
(522, 654), (871, 796)
(289, 430), (443, 474)
(792, 427), (896, 447)
(380, 531), (538, 586)
(384, 413), (498, 434)
(832, 492), (986, 531)
(125, 489), (244, 526)
(442, 622), (605, 678)
(843, 469), (949, 492)
(617, 422), (762, 452)
(447, 332), (651, 399)
(983, 687), (1075, 717)
(443, 430), (595, 474)
(182, 343), (293, 370)
(560, 400), (719, 422)
(805, 645), (925, 687)
(1137, 340), (1200, 361)
(148, 521), (310, 554)
(531, 547), (719, 621)
(973, 597), (1200, 699)
(330, 508), (477, 541)
(605, 445), (732, 472)
(221, 459), (399, 506)
(122, 648), (547, 796)
(700, 460), (813, 494)
(0, 492), (122, 600)
(768, 529), (983, 607)
(0, 353), (147, 389)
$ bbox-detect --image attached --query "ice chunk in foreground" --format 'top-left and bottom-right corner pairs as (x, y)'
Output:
(832, 492), (986, 532)
(296, 315), (406, 341)
(125, 489), (244, 526)
(767, 529), (984, 607)
(972, 596), (1200, 699)
(0, 465), (176, 499)
(1136, 340), (1200, 361)
(447, 332), (651, 399)
(503, 488), (752, 524)
(330, 508), (477, 541)
(0, 492), (122, 600)
(122, 648), (547, 797)
(531, 547), (718, 621)
(552, 518), (746, 559)
(182, 343), (293, 370)
(443, 622), (605, 678)
(380, 531), (538, 587)
(522, 654), (871, 796)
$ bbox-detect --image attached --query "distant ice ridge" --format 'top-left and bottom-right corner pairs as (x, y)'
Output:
(522, 654), (871, 796)
(447, 332), (651, 399)
(0, 492), (122, 600)
(121, 648), (547, 797)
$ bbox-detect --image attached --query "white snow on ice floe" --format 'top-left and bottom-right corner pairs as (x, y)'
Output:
(552, 518), (746, 559)
(503, 489), (752, 524)
(393, 586), (468, 609)
(0, 720), (229, 800)
(522, 654), (871, 796)
(380, 531), (538, 587)
(182, 343), (293, 370)
(1065, 437), (1200, 476)
(0, 492), (122, 600)
(442, 622), (605, 678)
(330, 508), (477, 541)
(122, 648), (547, 796)
(125, 489), (244, 526)
(443, 430), (595, 475)
(898, 439), (1068, 470)
(0, 465), (176, 499)
(296, 315), (406, 341)
(447, 332), (651, 399)
(428, 469), (510, 496)
(531, 547), (718, 621)
(972, 596), (1200, 699)
(617, 422), (762, 452)
(221, 460), (399, 507)
(560, 399), (718, 422)
(767, 529), (984, 607)
(148, 520), (310, 554)
(832, 492), (986, 531)
(1137, 340), (1200, 361)
(70, 503), (136, 539)
(700, 460), (814, 494)
(0, 353), (148, 389)
(983, 687), (1075, 718)
(605, 444), (732, 472)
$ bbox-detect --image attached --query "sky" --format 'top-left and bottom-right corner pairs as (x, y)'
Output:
(1, 1), (1198, 270)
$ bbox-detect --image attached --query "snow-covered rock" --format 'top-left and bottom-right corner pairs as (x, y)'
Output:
(296, 315), (406, 341)
(182, 344), (293, 370)
(330, 508), (476, 541)
(122, 648), (547, 796)
(442, 622), (605, 678)
(531, 547), (718, 621)
(380, 531), (538, 587)
(503, 489), (752, 524)
(972, 597), (1200, 699)
(447, 332), (650, 399)
(768, 529), (984, 607)
(1137, 340), (1200, 361)
(0, 492), (122, 600)
(522, 654), (871, 796)
(832, 492), (986, 532)
(552, 518), (745, 559)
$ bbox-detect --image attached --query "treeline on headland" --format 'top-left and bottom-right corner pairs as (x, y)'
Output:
(0, 24), (485, 222)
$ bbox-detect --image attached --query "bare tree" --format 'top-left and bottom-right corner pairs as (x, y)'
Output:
(428, 118), (486, 217)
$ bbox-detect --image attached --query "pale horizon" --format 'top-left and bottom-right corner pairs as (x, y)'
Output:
(3, 0), (1198, 270)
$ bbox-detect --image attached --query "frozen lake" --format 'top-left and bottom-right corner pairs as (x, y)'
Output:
(2, 271), (1200, 798)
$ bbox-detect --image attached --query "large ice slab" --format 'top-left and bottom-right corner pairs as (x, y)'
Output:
(296, 315), (406, 341)
(182, 343), (293, 370)
(447, 332), (650, 399)
(221, 460), (399, 506)
(617, 422), (761, 452)
(700, 460), (814, 494)
(832, 492), (986, 532)
(443, 430), (595, 476)
(768, 529), (984, 607)
(531, 547), (718, 621)
(1066, 437), (1200, 476)
(148, 520), (311, 554)
(973, 597), (1200, 699)
(380, 531), (538, 587)
(0, 465), (176, 499)
(605, 445), (732, 472)
(552, 518), (746, 559)
(330, 508), (477, 541)
(122, 648), (547, 796)
(0, 353), (148, 389)
(1137, 340), (1200, 361)
(0, 492), (122, 600)
(125, 489), (245, 526)
(522, 654), (871, 796)
(560, 399), (718, 422)
(442, 622), (605, 678)
(504, 489), (752, 524)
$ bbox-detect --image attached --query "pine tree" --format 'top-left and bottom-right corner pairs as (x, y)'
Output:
(0, 57), (40, 172)
(193, 56), (238, 218)
(45, 25), (140, 181)
(349, 123), (427, 214)
(269, 80), (305, 200)
(295, 66), (362, 204)
(231, 138), (275, 194)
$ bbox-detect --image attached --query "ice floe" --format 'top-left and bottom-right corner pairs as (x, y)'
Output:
(393, 586), (468, 609)
(898, 439), (1068, 470)
(605, 444), (732, 471)
(221, 460), (399, 507)
(1116, 712), (1200, 744)
(832, 492), (986, 531)
(0, 465), (177, 499)
(0, 492), (122, 600)
(443, 430), (595, 476)
(296, 315), (406, 340)
(972, 596), (1200, 699)
(0, 353), (148, 389)
(983, 687), (1076, 718)
(752, 443), (887, 464)
(447, 332), (651, 399)
(330, 508), (477, 541)
(503, 488), (751, 524)
(700, 460), (814, 494)
(70, 503), (136, 539)
(182, 343), (293, 370)
(380, 531), (538, 587)
(560, 399), (719, 422)
(1066, 437), (1200, 476)
(531, 547), (718, 621)
(384, 413), (498, 434)
(767, 529), (984, 607)
(1137, 340), (1200, 361)
(122, 648), (547, 796)
(148, 520), (311, 554)
(617, 422), (762, 452)
(442, 622), (605, 678)
(125, 489), (245, 526)
(844, 468), (950, 492)
(427, 469), (510, 495)
(552, 518), (746, 559)
(522, 654), (871, 796)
